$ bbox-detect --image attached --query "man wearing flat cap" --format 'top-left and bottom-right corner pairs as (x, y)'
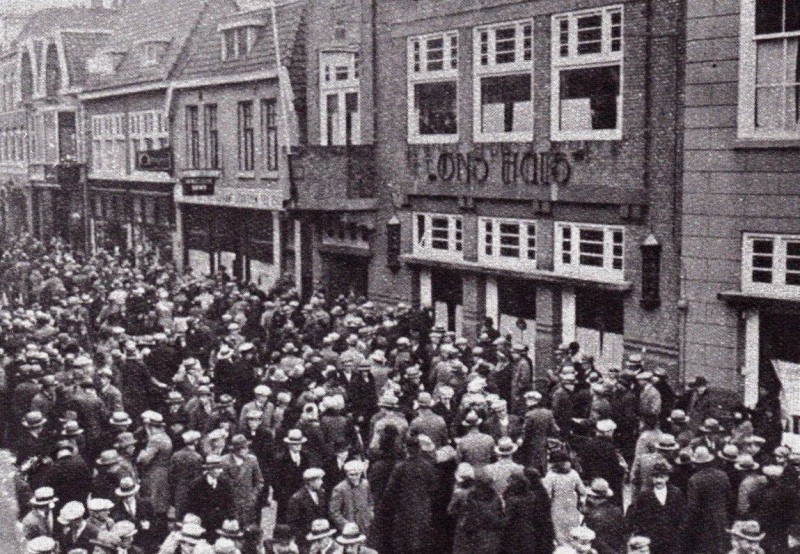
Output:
(168, 430), (204, 519)
(286, 468), (329, 554)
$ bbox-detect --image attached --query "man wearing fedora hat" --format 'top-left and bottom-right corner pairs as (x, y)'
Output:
(274, 429), (310, 524)
(58, 500), (96, 552)
(627, 460), (684, 554)
(168, 430), (204, 519)
(186, 455), (235, 541)
(734, 454), (766, 518)
(22, 487), (57, 540)
(287, 469), (329, 554)
(679, 445), (733, 553)
(727, 521), (766, 554)
(519, 390), (560, 474)
(15, 410), (50, 484)
(305, 519), (339, 554)
(749, 464), (796, 553)
(44, 435), (92, 511)
(666, 409), (694, 448)
(630, 434), (679, 495)
(583, 478), (625, 554)
(266, 523), (300, 554)
(456, 410), (495, 467)
(221, 434), (264, 527)
(577, 419), (626, 503)
(482, 437), (523, 497)
(336, 522), (376, 554)
(112, 476), (156, 551)
(368, 392), (408, 451)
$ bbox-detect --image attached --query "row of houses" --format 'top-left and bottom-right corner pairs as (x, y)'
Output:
(0, 0), (798, 436)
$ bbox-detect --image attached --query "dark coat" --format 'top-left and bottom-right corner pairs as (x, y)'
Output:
(680, 465), (732, 554)
(286, 487), (329, 548)
(550, 386), (574, 437)
(59, 520), (100, 553)
(184, 475), (236, 538)
(168, 446), (203, 517)
(502, 490), (553, 554)
(519, 408), (559, 473)
(750, 479), (798, 554)
(273, 450), (309, 522)
(626, 485), (684, 554)
(383, 454), (438, 554)
(583, 501), (625, 554)
(450, 493), (504, 554)
(573, 435), (625, 502)
(43, 452), (92, 510)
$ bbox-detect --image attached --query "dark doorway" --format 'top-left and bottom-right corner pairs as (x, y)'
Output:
(324, 253), (369, 300)
(432, 268), (463, 332)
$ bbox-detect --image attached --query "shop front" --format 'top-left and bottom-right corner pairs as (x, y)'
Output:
(182, 203), (279, 288)
(29, 163), (85, 250)
(486, 275), (537, 363)
(419, 267), (464, 336)
(562, 286), (625, 372)
(89, 180), (174, 262)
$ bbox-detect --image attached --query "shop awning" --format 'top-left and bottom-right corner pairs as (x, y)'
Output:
(718, 290), (800, 312)
(402, 255), (632, 292)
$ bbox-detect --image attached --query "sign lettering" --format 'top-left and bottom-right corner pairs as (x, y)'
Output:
(434, 150), (571, 186)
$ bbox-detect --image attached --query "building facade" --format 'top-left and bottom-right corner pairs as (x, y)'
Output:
(170, 0), (306, 289)
(0, 47), (28, 240)
(332, 0), (686, 376)
(79, 0), (209, 262)
(683, 0), (800, 441)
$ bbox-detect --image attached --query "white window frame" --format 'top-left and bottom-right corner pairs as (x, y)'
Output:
(473, 20), (534, 143)
(140, 42), (161, 67)
(551, 5), (624, 141)
(90, 113), (126, 177)
(742, 233), (800, 297)
(478, 217), (537, 271)
(220, 26), (260, 61)
(129, 110), (169, 176)
(554, 222), (625, 282)
(407, 30), (460, 144)
(737, 0), (800, 138)
(412, 212), (464, 262)
(319, 51), (361, 146)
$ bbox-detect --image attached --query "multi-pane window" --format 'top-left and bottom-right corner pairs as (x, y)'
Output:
(261, 98), (279, 171)
(204, 104), (219, 169)
(479, 217), (537, 270)
(238, 101), (255, 171)
(91, 113), (126, 174)
(320, 52), (360, 146)
(221, 26), (263, 60)
(555, 222), (625, 280)
(185, 105), (200, 169)
(413, 212), (464, 260)
(739, 0), (800, 137)
(552, 6), (623, 140)
(743, 233), (800, 294)
(130, 110), (168, 174)
(408, 31), (459, 142)
(473, 21), (534, 141)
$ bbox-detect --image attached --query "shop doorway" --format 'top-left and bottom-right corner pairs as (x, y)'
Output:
(324, 253), (369, 300)
(760, 312), (800, 439)
(431, 268), (463, 335)
(575, 288), (625, 372)
(497, 277), (537, 364)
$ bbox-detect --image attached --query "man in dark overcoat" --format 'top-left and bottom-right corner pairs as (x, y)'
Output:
(679, 446), (732, 554)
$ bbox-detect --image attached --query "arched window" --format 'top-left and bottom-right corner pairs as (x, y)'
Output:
(45, 44), (60, 97)
(20, 50), (33, 101)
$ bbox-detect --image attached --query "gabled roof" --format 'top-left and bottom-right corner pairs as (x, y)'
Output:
(83, 0), (208, 92)
(16, 7), (118, 42)
(173, 0), (306, 81)
(62, 31), (112, 88)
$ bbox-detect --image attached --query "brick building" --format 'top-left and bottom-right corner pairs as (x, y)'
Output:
(14, 6), (118, 248)
(683, 0), (800, 442)
(0, 46), (28, 239)
(304, 0), (686, 376)
(170, 0), (306, 288)
(79, 0), (207, 261)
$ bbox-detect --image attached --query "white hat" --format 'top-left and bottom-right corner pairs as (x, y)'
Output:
(570, 526), (596, 541)
(254, 384), (272, 397)
(57, 501), (85, 524)
(26, 536), (56, 553)
(87, 498), (114, 511)
(303, 467), (325, 480)
(343, 460), (366, 475)
(596, 419), (617, 433)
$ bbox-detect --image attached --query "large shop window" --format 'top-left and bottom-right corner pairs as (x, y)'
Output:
(479, 217), (537, 271)
(743, 233), (800, 296)
(408, 31), (459, 143)
(555, 222), (625, 282)
(551, 6), (623, 141)
(473, 21), (533, 142)
(320, 51), (361, 146)
(413, 212), (464, 261)
(739, 0), (800, 137)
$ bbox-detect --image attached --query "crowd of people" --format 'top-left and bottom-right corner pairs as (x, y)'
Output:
(0, 235), (799, 554)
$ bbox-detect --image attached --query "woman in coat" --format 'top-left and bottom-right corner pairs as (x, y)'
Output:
(502, 473), (554, 554)
(449, 476), (504, 554)
(541, 450), (586, 546)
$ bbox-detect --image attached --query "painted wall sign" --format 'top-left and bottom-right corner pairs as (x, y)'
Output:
(431, 150), (571, 186)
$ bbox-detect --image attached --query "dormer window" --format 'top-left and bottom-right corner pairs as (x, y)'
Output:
(219, 21), (264, 60)
(137, 40), (169, 67)
(87, 51), (125, 75)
